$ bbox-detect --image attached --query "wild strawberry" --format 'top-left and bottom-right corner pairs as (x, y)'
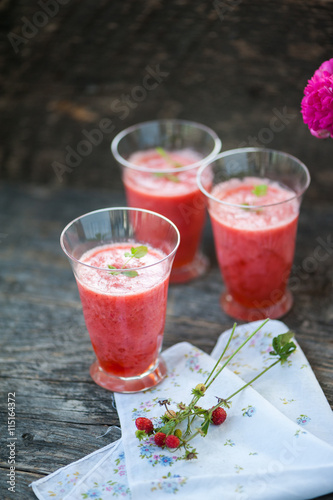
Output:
(165, 434), (180, 449)
(135, 417), (154, 434)
(154, 432), (166, 447)
(195, 383), (206, 394)
(174, 428), (182, 438)
(164, 409), (177, 420)
(211, 407), (227, 425)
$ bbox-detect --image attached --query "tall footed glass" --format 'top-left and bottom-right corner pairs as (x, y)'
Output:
(197, 148), (310, 321)
(60, 207), (180, 393)
(111, 119), (221, 283)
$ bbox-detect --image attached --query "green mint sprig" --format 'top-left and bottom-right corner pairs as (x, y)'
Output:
(108, 245), (148, 278)
(135, 319), (297, 459)
(252, 184), (268, 196)
(154, 172), (180, 183)
(154, 147), (183, 183)
(155, 147), (183, 168)
(241, 184), (268, 211)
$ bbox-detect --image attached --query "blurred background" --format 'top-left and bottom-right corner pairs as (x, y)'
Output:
(1, 0), (332, 201)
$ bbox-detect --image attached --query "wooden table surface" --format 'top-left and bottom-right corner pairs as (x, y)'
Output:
(0, 179), (332, 499)
(1, 1), (333, 497)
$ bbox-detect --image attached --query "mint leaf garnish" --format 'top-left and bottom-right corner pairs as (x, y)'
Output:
(154, 172), (180, 183)
(252, 184), (268, 196)
(108, 265), (120, 275)
(108, 245), (148, 278)
(130, 246), (148, 259)
(122, 270), (139, 278)
(155, 147), (183, 168)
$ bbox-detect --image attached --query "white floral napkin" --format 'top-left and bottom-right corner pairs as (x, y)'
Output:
(31, 321), (333, 500)
(211, 320), (333, 446)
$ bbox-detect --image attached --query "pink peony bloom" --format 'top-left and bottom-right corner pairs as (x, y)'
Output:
(301, 58), (333, 139)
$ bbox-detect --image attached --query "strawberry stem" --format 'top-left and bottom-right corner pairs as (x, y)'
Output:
(219, 359), (281, 406)
(205, 318), (270, 390)
(204, 322), (237, 388)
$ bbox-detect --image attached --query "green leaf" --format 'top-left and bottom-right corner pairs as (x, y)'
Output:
(157, 421), (176, 435)
(193, 407), (207, 416)
(191, 388), (205, 398)
(278, 331), (295, 346)
(252, 184), (268, 196)
(124, 252), (131, 257)
(131, 246), (148, 258)
(155, 147), (183, 168)
(269, 332), (296, 363)
(108, 265), (120, 275)
(167, 174), (180, 182)
(200, 419), (210, 436)
(153, 172), (180, 182)
(122, 270), (139, 278)
(135, 429), (148, 441)
(160, 414), (171, 424)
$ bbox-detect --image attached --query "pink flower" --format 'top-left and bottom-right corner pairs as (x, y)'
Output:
(301, 58), (333, 139)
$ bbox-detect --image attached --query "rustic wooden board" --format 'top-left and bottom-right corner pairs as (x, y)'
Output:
(0, 183), (332, 499)
(1, 0), (333, 497)
(1, 0), (333, 200)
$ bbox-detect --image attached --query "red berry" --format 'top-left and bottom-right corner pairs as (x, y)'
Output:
(135, 417), (154, 434)
(154, 432), (166, 447)
(211, 407), (227, 425)
(165, 434), (180, 449)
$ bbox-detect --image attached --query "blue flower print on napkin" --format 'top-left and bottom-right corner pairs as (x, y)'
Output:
(151, 472), (187, 494)
(296, 414), (311, 426)
(242, 405), (256, 417)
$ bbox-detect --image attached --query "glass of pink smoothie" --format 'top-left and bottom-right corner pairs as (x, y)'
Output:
(197, 148), (310, 321)
(60, 207), (180, 393)
(111, 120), (221, 283)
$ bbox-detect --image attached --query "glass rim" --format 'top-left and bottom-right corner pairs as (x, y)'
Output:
(60, 207), (181, 272)
(197, 147), (311, 209)
(111, 118), (222, 174)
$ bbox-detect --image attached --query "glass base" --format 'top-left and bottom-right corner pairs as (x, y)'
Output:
(221, 288), (293, 321)
(170, 251), (209, 284)
(90, 355), (167, 393)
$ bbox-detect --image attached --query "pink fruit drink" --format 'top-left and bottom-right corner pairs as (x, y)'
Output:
(76, 243), (169, 378)
(123, 149), (206, 270)
(209, 177), (299, 309)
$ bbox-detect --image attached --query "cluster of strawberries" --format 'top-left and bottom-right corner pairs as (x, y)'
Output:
(133, 326), (296, 460)
(135, 406), (227, 451)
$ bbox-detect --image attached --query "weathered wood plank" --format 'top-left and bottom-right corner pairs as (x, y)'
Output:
(1, 181), (332, 500)
(1, 0), (333, 497)
(1, 1), (333, 202)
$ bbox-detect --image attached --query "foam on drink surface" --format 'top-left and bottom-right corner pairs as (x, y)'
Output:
(125, 148), (203, 195)
(77, 243), (167, 295)
(210, 177), (299, 230)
